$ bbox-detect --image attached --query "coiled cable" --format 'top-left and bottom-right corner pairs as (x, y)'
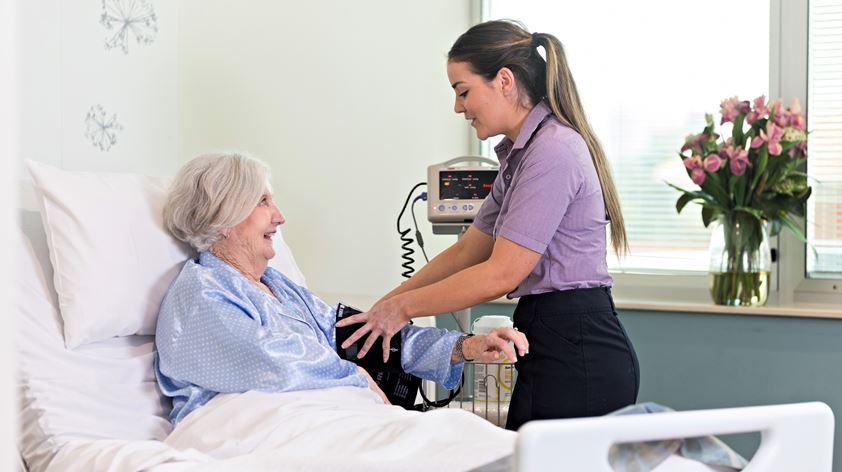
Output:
(397, 182), (427, 278)
(396, 183), (465, 411)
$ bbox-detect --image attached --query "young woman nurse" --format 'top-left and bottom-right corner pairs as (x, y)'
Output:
(337, 19), (639, 430)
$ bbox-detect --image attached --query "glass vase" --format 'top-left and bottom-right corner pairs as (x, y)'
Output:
(708, 214), (771, 306)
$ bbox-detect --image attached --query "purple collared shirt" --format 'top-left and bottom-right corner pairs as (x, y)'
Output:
(473, 101), (613, 298)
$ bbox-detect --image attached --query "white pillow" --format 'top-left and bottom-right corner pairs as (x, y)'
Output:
(26, 160), (194, 348)
(16, 186), (172, 471)
(25, 160), (307, 348)
(269, 230), (307, 287)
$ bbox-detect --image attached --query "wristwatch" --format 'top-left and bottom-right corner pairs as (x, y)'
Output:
(455, 334), (475, 362)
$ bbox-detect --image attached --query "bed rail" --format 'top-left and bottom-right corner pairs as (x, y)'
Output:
(515, 401), (834, 472)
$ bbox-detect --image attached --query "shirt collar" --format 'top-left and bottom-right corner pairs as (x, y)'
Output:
(199, 250), (268, 279)
(493, 100), (553, 160)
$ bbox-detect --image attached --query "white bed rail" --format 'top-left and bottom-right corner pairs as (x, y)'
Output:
(515, 402), (834, 472)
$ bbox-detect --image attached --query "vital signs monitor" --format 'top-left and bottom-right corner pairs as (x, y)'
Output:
(427, 157), (499, 228)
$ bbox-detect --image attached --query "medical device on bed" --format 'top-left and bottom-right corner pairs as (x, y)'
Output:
(427, 156), (498, 234)
(334, 303), (422, 410)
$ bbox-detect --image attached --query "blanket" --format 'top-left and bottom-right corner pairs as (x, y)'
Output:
(46, 387), (515, 472)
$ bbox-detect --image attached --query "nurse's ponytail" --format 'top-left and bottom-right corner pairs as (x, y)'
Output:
(449, 20), (628, 256)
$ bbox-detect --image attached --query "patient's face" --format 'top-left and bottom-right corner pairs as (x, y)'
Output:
(226, 192), (285, 264)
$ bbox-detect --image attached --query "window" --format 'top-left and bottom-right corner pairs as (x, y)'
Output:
(482, 0), (770, 274)
(807, 0), (842, 279)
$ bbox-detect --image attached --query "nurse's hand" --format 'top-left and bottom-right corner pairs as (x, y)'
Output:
(336, 298), (411, 362)
(460, 327), (529, 363)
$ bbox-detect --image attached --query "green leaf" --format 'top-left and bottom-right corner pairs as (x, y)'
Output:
(778, 215), (820, 258)
(798, 186), (812, 201)
(701, 205), (720, 227)
(666, 181), (722, 215)
(676, 192), (698, 213)
(701, 173), (732, 209)
(732, 114), (745, 145)
(765, 156), (797, 190)
(780, 140), (795, 156)
(735, 206), (764, 221)
(751, 146), (768, 192)
(769, 218), (783, 236)
(735, 174), (747, 207)
(780, 215), (809, 244)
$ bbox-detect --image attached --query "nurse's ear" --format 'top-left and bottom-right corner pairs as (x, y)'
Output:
(495, 67), (519, 101)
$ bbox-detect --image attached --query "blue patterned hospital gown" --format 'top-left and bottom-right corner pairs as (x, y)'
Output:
(155, 251), (463, 425)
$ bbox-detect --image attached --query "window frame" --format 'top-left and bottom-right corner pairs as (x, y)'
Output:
(779, 0), (842, 302)
(474, 0), (842, 308)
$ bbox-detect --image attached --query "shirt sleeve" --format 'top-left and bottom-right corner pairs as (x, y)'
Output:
(156, 284), (367, 395)
(268, 269), (342, 347)
(497, 138), (586, 254)
(472, 171), (504, 236)
(400, 325), (463, 390)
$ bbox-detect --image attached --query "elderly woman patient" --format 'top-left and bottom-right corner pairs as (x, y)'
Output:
(154, 153), (527, 425)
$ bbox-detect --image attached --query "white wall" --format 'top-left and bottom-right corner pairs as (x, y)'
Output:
(179, 0), (473, 300)
(18, 0), (473, 301)
(19, 0), (179, 174)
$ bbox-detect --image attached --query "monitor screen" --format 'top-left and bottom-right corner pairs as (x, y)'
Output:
(439, 170), (497, 200)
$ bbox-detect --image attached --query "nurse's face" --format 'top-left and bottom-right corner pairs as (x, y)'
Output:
(447, 61), (511, 141)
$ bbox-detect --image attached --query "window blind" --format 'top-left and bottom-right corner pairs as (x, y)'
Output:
(808, 0), (842, 277)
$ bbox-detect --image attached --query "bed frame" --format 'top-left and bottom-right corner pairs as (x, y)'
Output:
(516, 401), (834, 471)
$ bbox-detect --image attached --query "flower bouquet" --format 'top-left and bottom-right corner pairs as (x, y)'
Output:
(669, 96), (810, 306)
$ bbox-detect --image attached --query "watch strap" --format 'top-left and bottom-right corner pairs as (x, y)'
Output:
(455, 334), (475, 362)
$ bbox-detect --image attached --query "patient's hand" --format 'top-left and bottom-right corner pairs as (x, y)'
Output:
(459, 327), (529, 363)
(358, 366), (391, 405)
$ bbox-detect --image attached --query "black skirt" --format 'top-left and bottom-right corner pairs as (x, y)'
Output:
(505, 286), (640, 431)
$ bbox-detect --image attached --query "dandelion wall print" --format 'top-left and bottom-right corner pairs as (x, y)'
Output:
(85, 105), (124, 151)
(100, 0), (158, 54)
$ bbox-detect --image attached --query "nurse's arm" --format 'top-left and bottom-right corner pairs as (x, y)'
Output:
(398, 235), (541, 318)
(337, 235), (539, 361)
(376, 225), (495, 303)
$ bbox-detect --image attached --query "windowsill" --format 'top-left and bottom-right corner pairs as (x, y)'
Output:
(318, 291), (842, 321)
(486, 294), (842, 320)
(613, 299), (842, 319)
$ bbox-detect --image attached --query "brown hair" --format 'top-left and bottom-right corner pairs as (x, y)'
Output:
(448, 20), (628, 255)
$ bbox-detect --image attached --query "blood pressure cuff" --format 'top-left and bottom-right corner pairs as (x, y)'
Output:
(335, 303), (421, 410)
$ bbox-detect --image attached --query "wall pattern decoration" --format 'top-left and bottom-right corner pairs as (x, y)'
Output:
(100, 0), (158, 54)
(84, 104), (123, 151)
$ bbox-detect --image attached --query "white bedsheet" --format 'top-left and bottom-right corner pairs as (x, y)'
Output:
(47, 387), (515, 472)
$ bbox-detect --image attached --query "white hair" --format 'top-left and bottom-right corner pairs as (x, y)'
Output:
(164, 152), (271, 251)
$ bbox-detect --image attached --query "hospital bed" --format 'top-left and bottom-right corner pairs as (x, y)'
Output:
(15, 162), (835, 472)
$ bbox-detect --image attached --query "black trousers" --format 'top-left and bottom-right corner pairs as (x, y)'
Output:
(505, 287), (640, 431)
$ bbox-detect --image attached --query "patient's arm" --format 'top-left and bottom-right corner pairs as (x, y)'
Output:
(453, 327), (528, 364)
(156, 275), (368, 396)
(357, 366), (390, 404)
(400, 325), (463, 389)
(398, 325), (527, 390)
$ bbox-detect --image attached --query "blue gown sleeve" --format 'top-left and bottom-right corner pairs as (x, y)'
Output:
(400, 324), (464, 390)
(156, 285), (367, 394)
(269, 272), (342, 347)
